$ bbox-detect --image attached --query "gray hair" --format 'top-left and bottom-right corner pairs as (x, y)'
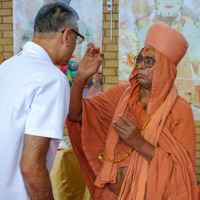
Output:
(34, 2), (79, 33)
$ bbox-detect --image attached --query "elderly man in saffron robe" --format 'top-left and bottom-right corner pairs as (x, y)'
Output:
(67, 23), (200, 199)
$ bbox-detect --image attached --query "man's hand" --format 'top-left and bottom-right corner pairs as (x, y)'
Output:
(113, 115), (155, 162)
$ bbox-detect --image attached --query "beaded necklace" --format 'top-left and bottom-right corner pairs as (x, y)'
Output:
(98, 115), (153, 163)
(140, 115), (153, 133)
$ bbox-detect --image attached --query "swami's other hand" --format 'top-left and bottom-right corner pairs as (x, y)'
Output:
(113, 114), (155, 162)
(113, 115), (144, 149)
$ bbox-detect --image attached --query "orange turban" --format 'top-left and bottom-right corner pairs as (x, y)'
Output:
(144, 23), (189, 66)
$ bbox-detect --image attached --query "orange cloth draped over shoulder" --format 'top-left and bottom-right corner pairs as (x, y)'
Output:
(67, 23), (200, 199)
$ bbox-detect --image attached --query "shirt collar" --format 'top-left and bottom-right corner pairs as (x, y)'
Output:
(22, 41), (53, 64)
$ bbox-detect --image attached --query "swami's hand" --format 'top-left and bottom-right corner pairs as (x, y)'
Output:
(77, 47), (104, 81)
(113, 115), (143, 148)
(113, 115), (155, 162)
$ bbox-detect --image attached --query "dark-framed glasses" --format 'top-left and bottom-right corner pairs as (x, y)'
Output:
(134, 54), (156, 68)
(61, 28), (85, 44)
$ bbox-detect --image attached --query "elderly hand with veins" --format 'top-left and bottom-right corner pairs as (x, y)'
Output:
(113, 115), (155, 162)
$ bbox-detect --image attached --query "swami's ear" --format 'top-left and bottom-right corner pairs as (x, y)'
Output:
(62, 28), (71, 47)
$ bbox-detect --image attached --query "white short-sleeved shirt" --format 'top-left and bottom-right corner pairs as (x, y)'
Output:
(0, 41), (70, 199)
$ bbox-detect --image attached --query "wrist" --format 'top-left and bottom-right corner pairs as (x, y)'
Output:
(73, 78), (89, 88)
(134, 138), (155, 162)
(73, 72), (89, 87)
(74, 71), (88, 82)
(131, 135), (145, 151)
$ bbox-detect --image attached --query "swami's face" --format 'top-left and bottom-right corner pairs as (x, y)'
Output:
(136, 46), (156, 89)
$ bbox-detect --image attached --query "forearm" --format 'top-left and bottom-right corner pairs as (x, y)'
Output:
(132, 138), (155, 163)
(68, 72), (88, 121)
(22, 167), (54, 200)
(20, 135), (54, 200)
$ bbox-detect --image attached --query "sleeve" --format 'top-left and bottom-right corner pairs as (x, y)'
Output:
(170, 98), (196, 168)
(146, 98), (198, 199)
(25, 74), (70, 140)
(83, 83), (129, 135)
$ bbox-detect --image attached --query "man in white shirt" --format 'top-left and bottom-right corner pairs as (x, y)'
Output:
(0, 2), (104, 200)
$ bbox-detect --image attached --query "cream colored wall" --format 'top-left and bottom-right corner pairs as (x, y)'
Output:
(0, 0), (13, 63)
(102, 0), (119, 91)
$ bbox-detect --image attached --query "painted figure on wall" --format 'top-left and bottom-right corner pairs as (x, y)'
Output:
(119, 0), (200, 120)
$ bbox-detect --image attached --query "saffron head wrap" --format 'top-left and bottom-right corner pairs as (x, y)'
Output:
(145, 23), (189, 66)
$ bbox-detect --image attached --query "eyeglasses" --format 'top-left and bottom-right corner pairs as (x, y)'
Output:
(61, 28), (85, 44)
(134, 54), (156, 68)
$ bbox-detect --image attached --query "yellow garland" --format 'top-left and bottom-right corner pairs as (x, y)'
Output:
(98, 115), (153, 163)
(140, 115), (153, 133)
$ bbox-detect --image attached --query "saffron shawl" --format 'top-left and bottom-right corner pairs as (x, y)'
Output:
(67, 51), (198, 199)
(67, 23), (199, 199)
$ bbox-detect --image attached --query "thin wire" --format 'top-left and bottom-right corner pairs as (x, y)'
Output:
(110, 0), (113, 43)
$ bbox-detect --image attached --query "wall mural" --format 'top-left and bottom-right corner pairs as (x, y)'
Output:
(119, 0), (200, 120)
(13, 0), (103, 97)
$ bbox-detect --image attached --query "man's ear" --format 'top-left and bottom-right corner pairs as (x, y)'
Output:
(62, 28), (71, 47)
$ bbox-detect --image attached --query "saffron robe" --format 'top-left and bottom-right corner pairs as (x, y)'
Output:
(67, 51), (199, 199)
